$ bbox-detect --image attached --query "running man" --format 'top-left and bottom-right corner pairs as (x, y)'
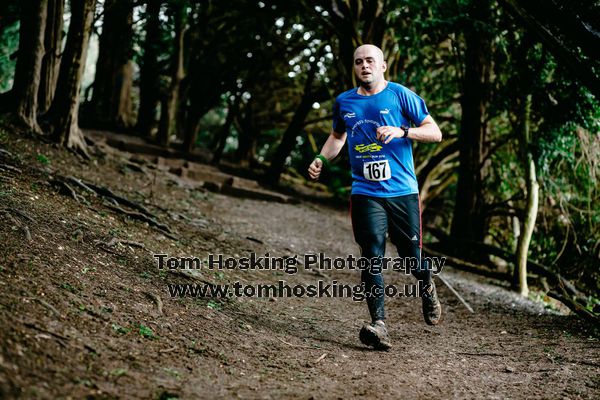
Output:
(308, 44), (443, 351)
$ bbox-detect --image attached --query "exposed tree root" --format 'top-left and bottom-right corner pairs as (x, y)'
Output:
(7, 208), (35, 222)
(50, 179), (87, 203)
(25, 295), (62, 318)
(423, 245), (509, 281)
(23, 225), (32, 242)
(64, 175), (96, 194)
(548, 285), (600, 328)
(144, 292), (163, 316)
(50, 174), (175, 238)
(0, 163), (23, 174)
(105, 203), (171, 233)
(1, 209), (35, 242)
(84, 180), (154, 216)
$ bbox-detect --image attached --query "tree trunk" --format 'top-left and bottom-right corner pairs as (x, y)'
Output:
(419, 152), (459, 210)
(265, 86), (328, 183)
(90, 0), (134, 129)
(510, 201), (521, 252)
(157, 2), (186, 147)
(175, 77), (189, 143)
(417, 140), (459, 184)
(181, 86), (220, 154)
(451, 0), (492, 244)
(38, 0), (64, 115)
(514, 93), (538, 297)
(211, 96), (240, 165)
(265, 96), (312, 182)
(182, 104), (207, 154)
(234, 101), (259, 167)
(44, 0), (96, 157)
(264, 46), (328, 183)
(136, 0), (162, 137)
(12, 0), (48, 133)
(157, 95), (169, 145)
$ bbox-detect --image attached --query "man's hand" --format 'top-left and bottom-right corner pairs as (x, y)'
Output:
(308, 158), (323, 180)
(376, 126), (403, 144)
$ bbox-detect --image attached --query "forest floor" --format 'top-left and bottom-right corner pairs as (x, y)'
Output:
(0, 123), (599, 399)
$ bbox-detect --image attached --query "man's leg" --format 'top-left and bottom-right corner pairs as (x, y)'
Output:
(386, 194), (441, 325)
(350, 195), (391, 350)
(350, 194), (388, 322)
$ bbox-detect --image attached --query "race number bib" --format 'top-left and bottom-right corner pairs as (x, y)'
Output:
(363, 160), (391, 181)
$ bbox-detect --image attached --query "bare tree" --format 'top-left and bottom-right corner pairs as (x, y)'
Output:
(136, 0), (162, 138)
(157, 0), (188, 146)
(12, 0), (48, 132)
(265, 49), (329, 183)
(90, 0), (134, 129)
(38, 0), (64, 114)
(451, 0), (493, 244)
(43, 0), (97, 157)
(514, 93), (538, 297)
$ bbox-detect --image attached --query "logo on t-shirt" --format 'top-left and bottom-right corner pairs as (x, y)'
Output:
(343, 112), (356, 119)
(354, 143), (383, 153)
(350, 119), (381, 138)
(380, 108), (390, 114)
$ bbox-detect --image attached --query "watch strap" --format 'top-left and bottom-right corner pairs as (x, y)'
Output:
(401, 125), (409, 138)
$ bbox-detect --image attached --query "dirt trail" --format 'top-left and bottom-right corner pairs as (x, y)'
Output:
(0, 129), (598, 399)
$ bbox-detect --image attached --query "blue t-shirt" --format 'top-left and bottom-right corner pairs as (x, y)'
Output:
(332, 81), (429, 197)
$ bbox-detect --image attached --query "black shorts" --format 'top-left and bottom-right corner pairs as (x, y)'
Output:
(350, 193), (422, 261)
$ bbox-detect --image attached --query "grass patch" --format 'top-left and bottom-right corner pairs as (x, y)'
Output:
(138, 323), (157, 339)
(36, 154), (50, 165)
(111, 324), (131, 335)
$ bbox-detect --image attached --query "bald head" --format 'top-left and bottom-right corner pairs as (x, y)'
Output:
(354, 44), (385, 63)
(353, 44), (387, 87)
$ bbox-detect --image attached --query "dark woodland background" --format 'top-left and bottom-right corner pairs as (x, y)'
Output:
(0, 0), (598, 320)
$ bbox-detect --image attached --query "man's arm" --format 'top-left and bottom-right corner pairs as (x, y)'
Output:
(308, 129), (347, 180)
(376, 115), (442, 144)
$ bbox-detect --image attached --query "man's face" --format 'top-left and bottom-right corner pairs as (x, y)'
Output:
(353, 45), (386, 85)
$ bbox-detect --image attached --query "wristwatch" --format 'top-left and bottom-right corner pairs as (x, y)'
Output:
(401, 125), (409, 138)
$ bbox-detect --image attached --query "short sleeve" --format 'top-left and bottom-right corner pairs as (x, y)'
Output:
(398, 87), (429, 126)
(332, 99), (346, 133)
